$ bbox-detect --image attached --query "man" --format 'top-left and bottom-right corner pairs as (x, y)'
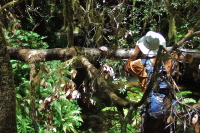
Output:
(126, 31), (177, 133)
(125, 31), (167, 93)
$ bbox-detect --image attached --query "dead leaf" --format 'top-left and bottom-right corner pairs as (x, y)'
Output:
(71, 90), (80, 100)
(100, 64), (115, 79)
(192, 114), (199, 125)
(71, 69), (77, 79)
(39, 100), (45, 109)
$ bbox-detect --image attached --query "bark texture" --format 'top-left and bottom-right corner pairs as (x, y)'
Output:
(7, 46), (200, 62)
(0, 22), (17, 132)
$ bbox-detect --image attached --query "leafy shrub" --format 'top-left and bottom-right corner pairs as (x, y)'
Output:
(12, 58), (83, 133)
(6, 27), (48, 49)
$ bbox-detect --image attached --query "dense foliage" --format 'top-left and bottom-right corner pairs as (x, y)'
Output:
(1, 0), (200, 132)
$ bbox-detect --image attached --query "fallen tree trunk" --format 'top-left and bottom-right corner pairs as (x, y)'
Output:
(7, 46), (200, 62)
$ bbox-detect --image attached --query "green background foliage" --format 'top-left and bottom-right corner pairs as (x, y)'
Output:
(1, 0), (200, 132)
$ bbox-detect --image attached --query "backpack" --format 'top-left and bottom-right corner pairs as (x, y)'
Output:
(141, 58), (177, 119)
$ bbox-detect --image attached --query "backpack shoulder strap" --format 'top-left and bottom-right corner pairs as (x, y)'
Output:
(141, 58), (155, 82)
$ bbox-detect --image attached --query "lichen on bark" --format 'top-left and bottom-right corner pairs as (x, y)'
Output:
(0, 21), (17, 133)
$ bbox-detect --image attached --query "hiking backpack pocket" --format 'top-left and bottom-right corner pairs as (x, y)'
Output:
(147, 91), (169, 119)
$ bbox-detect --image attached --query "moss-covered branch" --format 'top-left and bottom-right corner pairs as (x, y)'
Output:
(77, 56), (131, 106)
(0, 0), (23, 13)
(170, 31), (200, 51)
(8, 46), (200, 62)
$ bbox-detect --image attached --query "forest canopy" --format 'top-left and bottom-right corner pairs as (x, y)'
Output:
(0, 0), (200, 133)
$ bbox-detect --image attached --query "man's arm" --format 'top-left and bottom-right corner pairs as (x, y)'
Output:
(130, 45), (141, 60)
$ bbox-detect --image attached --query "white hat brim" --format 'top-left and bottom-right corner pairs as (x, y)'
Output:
(137, 36), (158, 57)
(137, 31), (166, 57)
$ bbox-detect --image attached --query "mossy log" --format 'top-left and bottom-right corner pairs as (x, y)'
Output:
(7, 46), (200, 63)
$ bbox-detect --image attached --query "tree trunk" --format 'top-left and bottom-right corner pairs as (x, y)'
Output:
(62, 0), (74, 46)
(163, 0), (177, 45)
(29, 63), (38, 133)
(7, 46), (200, 62)
(168, 14), (177, 45)
(0, 22), (17, 132)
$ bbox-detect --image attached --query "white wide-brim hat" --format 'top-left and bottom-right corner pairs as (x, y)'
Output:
(137, 31), (166, 57)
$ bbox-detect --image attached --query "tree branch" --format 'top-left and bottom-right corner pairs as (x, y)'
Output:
(0, 0), (23, 13)
(177, 31), (200, 46)
(77, 56), (131, 106)
(7, 47), (79, 62)
(170, 31), (200, 51)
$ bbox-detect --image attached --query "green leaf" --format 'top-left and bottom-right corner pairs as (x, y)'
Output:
(16, 94), (23, 99)
(53, 100), (62, 116)
(102, 107), (117, 111)
(22, 43), (29, 47)
(177, 34), (184, 38)
(17, 35), (25, 40)
(181, 98), (196, 104)
(130, 87), (142, 93)
(176, 91), (192, 97)
(118, 87), (126, 94)
(40, 36), (47, 40)
(21, 64), (29, 69)
(31, 32), (40, 38)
